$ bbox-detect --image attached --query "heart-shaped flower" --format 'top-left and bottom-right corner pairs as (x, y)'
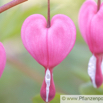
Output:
(79, 0), (103, 88)
(21, 14), (76, 102)
(0, 42), (6, 78)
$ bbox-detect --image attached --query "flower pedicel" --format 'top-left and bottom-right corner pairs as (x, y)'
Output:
(21, 0), (76, 102)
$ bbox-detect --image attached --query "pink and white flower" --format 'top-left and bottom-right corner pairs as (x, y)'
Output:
(79, 0), (103, 88)
(21, 14), (76, 102)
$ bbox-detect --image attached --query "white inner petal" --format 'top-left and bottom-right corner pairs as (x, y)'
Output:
(88, 55), (97, 88)
(45, 69), (51, 102)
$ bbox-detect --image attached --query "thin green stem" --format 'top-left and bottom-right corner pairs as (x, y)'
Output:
(47, 0), (50, 28)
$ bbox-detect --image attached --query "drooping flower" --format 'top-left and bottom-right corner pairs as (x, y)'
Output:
(0, 42), (6, 77)
(21, 14), (76, 102)
(79, 0), (103, 88)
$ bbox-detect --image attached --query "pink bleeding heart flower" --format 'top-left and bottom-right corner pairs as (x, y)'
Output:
(79, 0), (103, 88)
(21, 0), (76, 102)
(0, 42), (6, 78)
(21, 14), (76, 102)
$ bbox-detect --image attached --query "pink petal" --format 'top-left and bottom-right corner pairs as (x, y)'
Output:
(0, 42), (6, 78)
(21, 14), (76, 68)
(88, 55), (103, 88)
(78, 0), (97, 53)
(48, 14), (76, 68)
(21, 14), (48, 68)
(95, 55), (103, 88)
(90, 3), (103, 54)
(40, 69), (55, 102)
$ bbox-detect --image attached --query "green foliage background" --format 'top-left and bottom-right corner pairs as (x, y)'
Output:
(0, 0), (103, 103)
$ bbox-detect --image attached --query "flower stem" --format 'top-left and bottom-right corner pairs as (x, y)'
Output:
(97, 0), (101, 11)
(0, 0), (28, 13)
(47, 0), (50, 28)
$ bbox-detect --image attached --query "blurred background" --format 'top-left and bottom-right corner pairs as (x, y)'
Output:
(0, 0), (103, 103)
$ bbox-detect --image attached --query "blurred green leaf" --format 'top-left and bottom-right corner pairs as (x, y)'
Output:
(79, 82), (103, 95)
(71, 68), (89, 82)
(32, 93), (61, 103)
